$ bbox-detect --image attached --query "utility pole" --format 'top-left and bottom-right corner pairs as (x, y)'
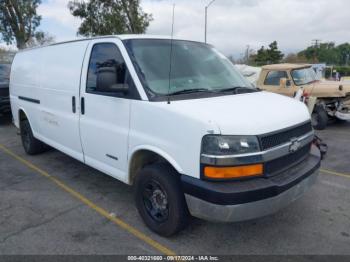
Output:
(204, 0), (216, 43)
(245, 45), (250, 64)
(311, 39), (321, 63)
(312, 39), (321, 48)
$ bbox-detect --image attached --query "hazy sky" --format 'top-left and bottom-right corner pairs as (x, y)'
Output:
(30, 0), (350, 57)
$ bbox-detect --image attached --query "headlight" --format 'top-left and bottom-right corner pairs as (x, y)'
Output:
(201, 135), (260, 156)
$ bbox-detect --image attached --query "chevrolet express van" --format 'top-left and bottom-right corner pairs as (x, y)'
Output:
(10, 35), (321, 236)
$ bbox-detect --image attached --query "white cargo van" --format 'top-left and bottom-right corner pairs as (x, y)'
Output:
(10, 35), (321, 236)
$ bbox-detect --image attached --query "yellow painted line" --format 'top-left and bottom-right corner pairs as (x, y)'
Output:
(321, 168), (350, 179)
(0, 144), (176, 256)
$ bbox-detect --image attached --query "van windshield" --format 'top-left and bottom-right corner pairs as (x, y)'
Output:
(124, 39), (254, 99)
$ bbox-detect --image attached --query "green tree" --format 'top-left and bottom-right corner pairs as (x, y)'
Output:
(255, 46), (268, 65)
(317, 42), (338, 65)
(255, 41), (284, 65)
(298, 42), (350, 65)
(266, 41), (284, 64)
(337, 43), (350, 66)
(0, 0), (42, 49)
(26, 31), (55, 48)
(68, 0), (153, 36)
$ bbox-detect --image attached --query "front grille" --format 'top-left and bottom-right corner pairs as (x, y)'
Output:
(259, 122), (312, 151)
(264, 143), (311, 176)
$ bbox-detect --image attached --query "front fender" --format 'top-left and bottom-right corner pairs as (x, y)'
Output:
(128, 145), (184, 177)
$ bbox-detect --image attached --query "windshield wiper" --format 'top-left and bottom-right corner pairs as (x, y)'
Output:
(168, 88), (212, 96)
(216, 86), (259, 93)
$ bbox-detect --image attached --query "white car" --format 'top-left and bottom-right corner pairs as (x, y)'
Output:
(10, 35), (321, 236)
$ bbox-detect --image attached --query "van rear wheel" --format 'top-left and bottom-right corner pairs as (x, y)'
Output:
(20, 119), (47, 155)
(134, 163), (189, 237)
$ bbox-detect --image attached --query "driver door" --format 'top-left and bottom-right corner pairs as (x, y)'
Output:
(263, 70), (296, 97)
(79, 39), (139, 182)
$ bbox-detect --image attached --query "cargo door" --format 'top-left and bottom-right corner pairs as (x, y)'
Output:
(39, 41), (89, 161)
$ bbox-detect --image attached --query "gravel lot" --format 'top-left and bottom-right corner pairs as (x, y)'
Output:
(0, 115), (349, 255)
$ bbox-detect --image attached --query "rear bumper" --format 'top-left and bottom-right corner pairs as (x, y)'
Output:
(182, 146), (321, 222)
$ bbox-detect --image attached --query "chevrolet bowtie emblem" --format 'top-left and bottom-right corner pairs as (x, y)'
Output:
(289, 138), (301, 153)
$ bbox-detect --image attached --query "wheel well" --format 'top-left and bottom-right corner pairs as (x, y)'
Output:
(19, 109), (27, 122)
(129, 150), (171, 185)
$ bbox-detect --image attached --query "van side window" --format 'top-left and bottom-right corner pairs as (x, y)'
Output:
(264, 71), (288, 86)
(86, 43), (140, 99)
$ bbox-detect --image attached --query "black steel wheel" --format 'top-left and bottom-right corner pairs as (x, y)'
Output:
(143, 179), (169, 223)
(135, 163), (189, 237)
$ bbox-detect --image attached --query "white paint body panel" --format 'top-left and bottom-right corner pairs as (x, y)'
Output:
(10, 35), (311, 185)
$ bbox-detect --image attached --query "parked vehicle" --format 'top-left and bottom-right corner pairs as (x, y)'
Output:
(341, 76), (350, 83)
(234, 64), (262, 85)
(0, 64), (11, 117)
(10, 36), (321, 236)
(256, 64), (350, 130)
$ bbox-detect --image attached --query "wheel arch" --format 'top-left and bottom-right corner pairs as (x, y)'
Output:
(18, 108), (32, 128)
(128, 146), (184, 185)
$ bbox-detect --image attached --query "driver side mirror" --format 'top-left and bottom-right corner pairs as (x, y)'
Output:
(96, 66), (129, 94)
(280, 78), (291, 88)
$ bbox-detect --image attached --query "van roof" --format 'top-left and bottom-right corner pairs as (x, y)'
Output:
(18, 35), (199, 52)
(262, 63), (311, 70)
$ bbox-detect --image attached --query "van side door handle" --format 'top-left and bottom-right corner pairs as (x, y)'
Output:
(72, 96), (76, 113)
(81, 97), (85, 115)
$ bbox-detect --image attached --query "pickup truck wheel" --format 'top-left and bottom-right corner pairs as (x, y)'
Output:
(311, 107), (328, 130)
(20, 120), (47, 155)
(134, 163), (188, 237)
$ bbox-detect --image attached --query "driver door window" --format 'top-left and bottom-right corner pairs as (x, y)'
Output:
(87, 43), (139, 99)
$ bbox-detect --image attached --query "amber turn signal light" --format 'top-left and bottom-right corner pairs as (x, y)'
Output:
(204, 164), (263, 179)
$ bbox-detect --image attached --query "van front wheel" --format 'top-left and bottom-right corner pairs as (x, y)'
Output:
(134, 163), (188, 237)
(20, 120), (47, 155)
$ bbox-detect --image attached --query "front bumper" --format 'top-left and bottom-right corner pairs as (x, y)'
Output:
(182, 145), (321, 222)
(335, 111), (350, 120)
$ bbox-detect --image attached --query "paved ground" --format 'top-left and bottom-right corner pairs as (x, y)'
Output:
(0, 115), (349, 255)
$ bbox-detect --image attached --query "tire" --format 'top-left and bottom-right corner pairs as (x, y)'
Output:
(134, 163), (189, 237)
(311, 106), (328, 130)
(20, 119), (47, 155)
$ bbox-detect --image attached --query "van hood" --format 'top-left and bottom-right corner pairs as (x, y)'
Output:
(305, 80), (350, 98)
(163, 92), (311, 135)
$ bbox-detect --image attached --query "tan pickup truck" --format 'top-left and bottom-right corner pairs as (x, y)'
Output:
(257, 64), (350, 130)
